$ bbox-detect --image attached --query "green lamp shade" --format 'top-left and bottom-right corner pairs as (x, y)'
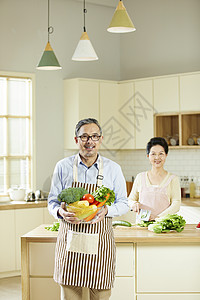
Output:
(107, 0), (136, 33)
(37, 42), (62, 70)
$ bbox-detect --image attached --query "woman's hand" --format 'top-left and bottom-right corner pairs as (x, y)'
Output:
(132, 202), (140, 214)
(91, 206), (108, 224)
(149, 213), (158, 221)
(58, 202), (81, 224)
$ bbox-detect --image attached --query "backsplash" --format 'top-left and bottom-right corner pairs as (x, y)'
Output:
(64, 148), (200, 182)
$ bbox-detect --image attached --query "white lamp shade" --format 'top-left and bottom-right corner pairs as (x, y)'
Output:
(72, 32), (98, 61)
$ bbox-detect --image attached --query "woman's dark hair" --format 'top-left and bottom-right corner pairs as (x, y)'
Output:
(75, 118), (102, 137)
(146, 137), (169, 155)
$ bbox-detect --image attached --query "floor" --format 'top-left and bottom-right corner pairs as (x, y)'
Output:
(0, 276), (21, 300)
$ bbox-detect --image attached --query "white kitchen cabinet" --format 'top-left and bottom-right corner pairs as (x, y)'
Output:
(0, 210), (15, 273)
(100, 81), (135, 150)
(153, 76), (179, 113)
(111, 277), (135, 300)
(30, 278), (60, 300)
(137, 295), (200, 300)
(29, 243), (55, 276)
(180, 73), (200, 111)
(137, 243), (200, 293)
(64, 78), (99, 149)
(134, 80), (154, 149)
(15, 208), (44, 270)
(106, 243), (135, 300)
(115, 243), (134, 276)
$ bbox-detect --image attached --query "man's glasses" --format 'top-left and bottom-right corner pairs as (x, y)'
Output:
(78, 134), (101, 142)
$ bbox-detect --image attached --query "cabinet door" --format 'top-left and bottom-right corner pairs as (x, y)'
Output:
(154, 77), (179, 113)
(110, 277), (135, 300)
(118, 82), (135, 149)
(135, 80), (154, 149)
(115, 243), (134, 276)
(15, 208), (43, 270)
(137, 295), (200, 300)
(137, 243), (200, 293)
(78, 80), (99, 120)
(30, 278), (60, 300)
(100, 82), (135, 150)
(64, 79), (99, 149)
(180, 73), (200, 111)
(29, 242), (55, 276)
(0, 210), (15, 272)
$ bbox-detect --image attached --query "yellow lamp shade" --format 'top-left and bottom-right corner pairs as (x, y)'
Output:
(37, 42), (62, 70)
(107, 0), (136, 33)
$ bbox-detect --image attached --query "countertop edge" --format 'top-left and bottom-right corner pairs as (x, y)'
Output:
(21, 224), (200, 243)
(1, 198), (200, 210)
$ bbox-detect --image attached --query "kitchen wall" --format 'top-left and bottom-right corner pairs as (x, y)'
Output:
(0, 0), (120, 191)
(0, 0), (200, 191)
(64, 148), (200, 184)
(120, 0), (200, 80)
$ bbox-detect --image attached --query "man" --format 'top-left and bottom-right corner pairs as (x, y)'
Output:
(48, 118), (129, 300)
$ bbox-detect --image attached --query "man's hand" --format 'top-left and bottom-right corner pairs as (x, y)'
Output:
(91, 206), (108, 224)
(58, 202), (80, 224)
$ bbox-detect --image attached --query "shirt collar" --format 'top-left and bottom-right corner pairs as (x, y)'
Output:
(78, 153), (99, 170)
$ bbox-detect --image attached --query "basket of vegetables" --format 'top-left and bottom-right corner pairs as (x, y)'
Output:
(57, 185), (115, 222)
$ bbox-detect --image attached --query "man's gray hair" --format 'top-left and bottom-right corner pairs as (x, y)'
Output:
(75, 118), (102, 137)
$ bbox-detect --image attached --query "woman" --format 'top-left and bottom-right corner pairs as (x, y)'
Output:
(128, 137), (181, 220)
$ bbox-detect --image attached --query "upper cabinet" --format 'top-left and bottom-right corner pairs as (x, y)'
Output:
(180, 73), (200, 111)
(134, 80), (154, 149)
(64, 71), (200, 150)
(64, 79), (99, 149)
(99, 81), (135, 150)
(153, 76), (179, 113)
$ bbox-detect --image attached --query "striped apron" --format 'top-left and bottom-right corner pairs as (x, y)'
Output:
(54, 154), (116, 290)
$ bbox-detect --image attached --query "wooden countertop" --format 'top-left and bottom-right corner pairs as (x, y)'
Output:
(0, 200), (47, 210)
(1, 198), (200, 210)
(21, 224), (200, 244)
(181, 198), (200, 207)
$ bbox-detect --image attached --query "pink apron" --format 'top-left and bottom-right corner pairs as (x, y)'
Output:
(54, 154), (116, 290)
(139, 172), (175, 216)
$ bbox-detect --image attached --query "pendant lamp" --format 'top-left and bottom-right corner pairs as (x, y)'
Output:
(37, 0), (61, 70)
(72, 0), (98, 61)
(107, 0), (136, 33)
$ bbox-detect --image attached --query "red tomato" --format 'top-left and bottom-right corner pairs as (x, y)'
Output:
(93, 200), (100, 206)
(82, 194), (95, 204)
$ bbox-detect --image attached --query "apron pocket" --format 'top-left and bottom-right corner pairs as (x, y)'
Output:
(66, 230), (99, 255)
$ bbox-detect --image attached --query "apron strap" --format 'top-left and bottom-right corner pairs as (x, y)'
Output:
(73, 154), (79, 183)
(96, 156), (103, 186)
(73, 153), (104, 186)
(163, 174), (176, 188)
(141, 172), (147, 188)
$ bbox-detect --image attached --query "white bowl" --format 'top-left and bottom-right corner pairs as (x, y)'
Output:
(9, 189), (26, 201)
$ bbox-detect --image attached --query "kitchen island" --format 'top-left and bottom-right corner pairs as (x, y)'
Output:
(21, 224), (200, 300)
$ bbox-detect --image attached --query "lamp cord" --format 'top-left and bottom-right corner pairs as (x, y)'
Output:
(48, 0), (54, 42)
(83, 0), (87, 32)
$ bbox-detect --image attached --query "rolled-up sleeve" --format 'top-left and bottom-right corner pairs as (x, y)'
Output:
(106, 165), (129, 218)
(48, 163), (64, 220)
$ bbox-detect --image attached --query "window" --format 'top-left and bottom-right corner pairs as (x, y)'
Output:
(0, 74), (34, 196)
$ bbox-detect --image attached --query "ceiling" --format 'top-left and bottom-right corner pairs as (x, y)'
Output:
(75, 0), (117, 8)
